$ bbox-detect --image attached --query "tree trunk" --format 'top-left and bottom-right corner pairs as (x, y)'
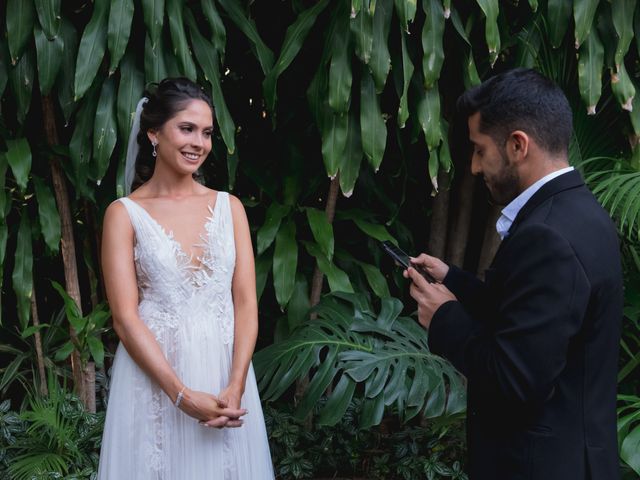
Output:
(446, 168), (475, 267)
(82, 362), (97, 413)
(41, 95), (89, 408)
(30, 287), (48, 396)
(428, 170), (450, 259)
(476, 204), (502, 280)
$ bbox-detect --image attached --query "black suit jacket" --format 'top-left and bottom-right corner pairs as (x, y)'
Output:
(428, 171), (622, 479)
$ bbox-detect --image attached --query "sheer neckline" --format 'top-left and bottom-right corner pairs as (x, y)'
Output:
(123, 194), (221, 273)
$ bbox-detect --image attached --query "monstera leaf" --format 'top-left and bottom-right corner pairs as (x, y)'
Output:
(254, 293), (466, 428)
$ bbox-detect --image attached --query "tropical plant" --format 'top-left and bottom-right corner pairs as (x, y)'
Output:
(1, 374), (103, 480)
(255, 292), (466, 427)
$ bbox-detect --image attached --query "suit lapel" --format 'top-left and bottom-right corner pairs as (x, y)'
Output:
(507, 169), (585, 237)
(489, 170), (585, 266)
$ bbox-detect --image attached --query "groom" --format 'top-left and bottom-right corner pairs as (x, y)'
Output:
(405, 68), (622, 479)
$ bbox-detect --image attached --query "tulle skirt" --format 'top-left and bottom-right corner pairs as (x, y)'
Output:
(97, 304), (274, 479)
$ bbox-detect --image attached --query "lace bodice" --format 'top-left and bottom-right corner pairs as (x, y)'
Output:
(118, 192), (236, 344)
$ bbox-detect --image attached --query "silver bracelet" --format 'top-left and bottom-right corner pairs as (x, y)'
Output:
(174, 387), (186, 408)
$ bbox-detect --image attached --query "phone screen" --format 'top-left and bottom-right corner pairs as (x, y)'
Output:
(379, 241), (435, 283)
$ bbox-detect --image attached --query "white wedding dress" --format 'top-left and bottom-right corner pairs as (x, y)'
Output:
(98, 192), (274, 479)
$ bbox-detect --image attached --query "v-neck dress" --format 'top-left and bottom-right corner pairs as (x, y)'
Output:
(97, 192), (274, 479)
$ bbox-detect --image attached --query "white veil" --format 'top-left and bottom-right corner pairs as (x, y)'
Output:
(124, 97), (149, 195)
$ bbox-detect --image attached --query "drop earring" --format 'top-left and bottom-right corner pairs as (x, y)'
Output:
(152, 141), (158, 157)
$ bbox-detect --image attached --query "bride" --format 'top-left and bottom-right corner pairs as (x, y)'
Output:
(98, 78), (274, 479)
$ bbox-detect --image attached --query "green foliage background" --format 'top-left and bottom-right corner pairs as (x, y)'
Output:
(1, 0), (640, 477)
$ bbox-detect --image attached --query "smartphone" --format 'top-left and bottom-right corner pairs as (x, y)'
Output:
(379, 241), (435, 283)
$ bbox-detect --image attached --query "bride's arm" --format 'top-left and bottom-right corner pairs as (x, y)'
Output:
(102, 201), (246, 426)
(221, 195), (259, 405)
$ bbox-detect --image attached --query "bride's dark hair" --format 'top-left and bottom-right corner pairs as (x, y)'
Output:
(131, 77), (215, 192)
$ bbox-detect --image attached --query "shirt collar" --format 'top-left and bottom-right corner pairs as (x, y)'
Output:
(496, 166), (574, 239)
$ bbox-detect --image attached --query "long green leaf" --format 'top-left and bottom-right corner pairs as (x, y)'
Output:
(358, 261), (391, 298)
(116, 50), (144, 147)
(257, 203), (290, 255)
(339, 112), (363, 197)
(547, 0), (572, 48)
(328, 5), (352, 114)
(74, 0), (109, 101)
(360, 69), (386, 172)
(7, 0), (36, 64)
(394, 0), (417, 32)
(612, 63), (635, 112)
(34, 25), (64, 96)
(34, 0), (61, 40)
(421, 0), (445, 89)
(397, 28), (414, 128)
(321, 108), (349, 178)
(87, 336), (105, 368)
(201, 0), (226, 59)
(33, 176), (61, 253)
(107, 0), (134, 74)
(577, 28), (604, 115)
(0, 155), (8, 221)
(353, 218), (395, 242)
(255, 251), (271, 302)
(304, 241), (354, 293)
(273, 220), (298, 308)
(92, 76), (118, 182)
(370, 0), (392, 93)
(9, 47), (35, 125)
(56, 19), (78, 123)
(417, 84), (442, 149)
(0, 40), (8, 98)
(263, 0), (329, 112)
(351, 7), (374, 64)
(144, 33), (168, 84)
(6, 138), (32, 192)
(185, 10), (236, 154)
(612, 0), (636, 69)
(69, 81), (101, 193)
(306, 207), (334, 261)
(475, 0), (500, 65)
(574, 0), (600, 48)
(217, 0), (274, 74)
(287, 273), (310, 331)
(167, 0), (197, 80)
(13, 213), (33, 329)
(141, 0), (164, 49)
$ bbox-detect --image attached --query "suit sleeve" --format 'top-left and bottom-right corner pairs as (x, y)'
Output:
(428, 223), (590, 406)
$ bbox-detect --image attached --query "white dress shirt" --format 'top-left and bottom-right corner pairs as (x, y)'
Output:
(496, 166), (574, 239)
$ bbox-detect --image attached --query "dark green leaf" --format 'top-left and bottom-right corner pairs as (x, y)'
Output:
(116, 50), (144, 147)
(86, 336), (105, 367)
(304, 241), (354, 293)
(107, 0), (134, 74)
(350, 7), (374, 64)
(144, 33), (168, 84)
(273, 220), (298, 308)
(74, 0), (109, 100)
(548, 0), (572, 48)
(328, 3), (352, 113)
(9, 47), (35, 125)
(321, 108), (348, 178)
(317, 374), (357, 426)
(201, 0), (226, 59)
(51, 280), (82, 321)
(358, 262), (390, 298)
(56, 19), (78, 123)
(53, 341), (74, 362)
(257, 203), (290, 255)
(217, 0), (274, 74)
(263, 0), (329, 112)
(142, 0), (164, 49)
(255, 251), (272, 302)
(13, 213), (33, 329)
(306, 207), (334, 261)
(7, 0), (36, 64)
(34, 0), (61, 39)
(421, 0), (445, 89)
(339, 112), (363, 197)
(185, 10), (236, 153)
(34, 24), (64, 95)
(167, 0), (197, 80)
(33, 176), (61, 253)
(287, 273), (310, 331)
(353, 218), (395, 242)
(92, 75), (118, 182)
(5, 138), (32, 192)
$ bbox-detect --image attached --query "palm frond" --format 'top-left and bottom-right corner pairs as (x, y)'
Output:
(588, 169), (640, 240)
